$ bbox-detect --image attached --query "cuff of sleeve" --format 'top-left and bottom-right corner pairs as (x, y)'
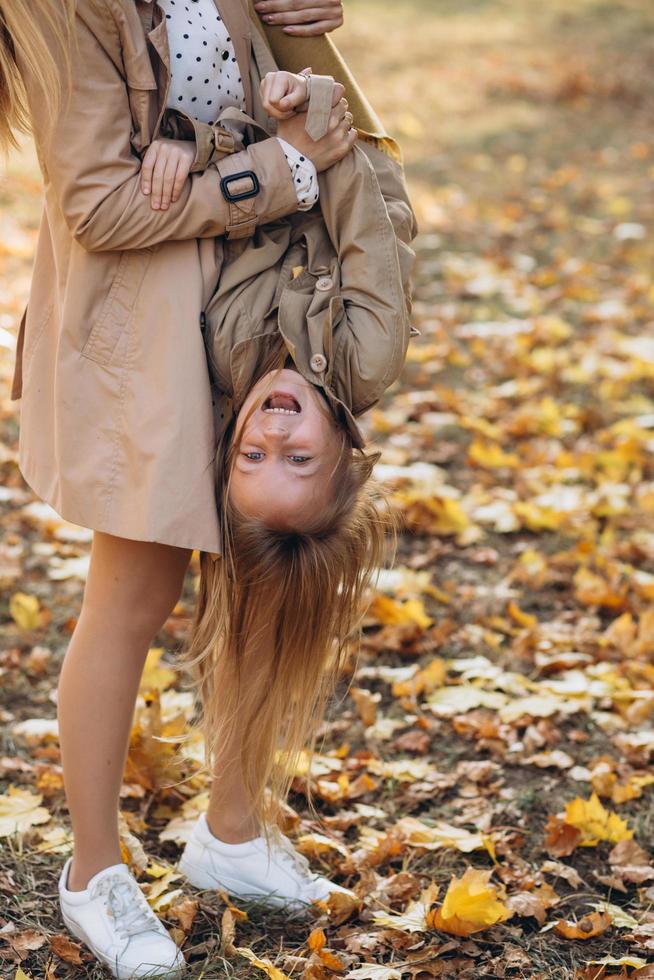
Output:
(214, 136), (301, 238)
(275, 136), (319, 212)
(190, 120), (237, 173)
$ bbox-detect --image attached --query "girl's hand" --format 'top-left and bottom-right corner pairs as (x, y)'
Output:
(253, 0), (343, 36)
(260, 69), (345, 120)
(276, 96), (357, 172)
(260, 70), (311, 120)
(140, 139), (197, 210)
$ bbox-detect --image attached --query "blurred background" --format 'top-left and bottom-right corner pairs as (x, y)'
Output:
(2, 2), (654, 977)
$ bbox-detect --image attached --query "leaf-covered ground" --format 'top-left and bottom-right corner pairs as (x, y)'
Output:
(2, 1), (654, 978)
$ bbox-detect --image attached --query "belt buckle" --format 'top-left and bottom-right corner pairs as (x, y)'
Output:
(220, 171), (260, 202)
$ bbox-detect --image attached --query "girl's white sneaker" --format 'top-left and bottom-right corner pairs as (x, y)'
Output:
(178, 813), (356, 913)
(58, 858), (186, 979)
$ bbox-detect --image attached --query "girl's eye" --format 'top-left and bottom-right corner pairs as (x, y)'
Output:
(244, 451), (264, 461)
(289, 455), (310, 464)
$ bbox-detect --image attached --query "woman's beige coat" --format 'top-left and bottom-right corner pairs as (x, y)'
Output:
(10, 0), (416, 553)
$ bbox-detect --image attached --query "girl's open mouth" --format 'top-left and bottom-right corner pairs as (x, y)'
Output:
(262, 392), (301, 415)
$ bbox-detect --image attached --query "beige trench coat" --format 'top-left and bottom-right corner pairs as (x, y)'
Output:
(10, 0), (414, 553)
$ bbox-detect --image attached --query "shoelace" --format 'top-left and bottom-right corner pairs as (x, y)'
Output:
(269, 828), (318, 884)
(92, 873), (161, 942)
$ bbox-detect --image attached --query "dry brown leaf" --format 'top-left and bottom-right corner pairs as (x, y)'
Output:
(307, 928), (347, 972)
(544, 815), (582, 857)
(170, 896), (199, 933)
(505, 883), (560, 926)
(350, 687), (381, 726)
(3, 929), (47, 959)
(553, 911), (612, 939)
(50, 933), (84, 965)
(608, 839), (654, 884)
(220, 907), (237, 957)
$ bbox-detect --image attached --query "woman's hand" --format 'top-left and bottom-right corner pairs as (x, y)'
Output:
(253, 0), (343, 36)
(276, 97), (356, 172)
(139, 139), (197, 210)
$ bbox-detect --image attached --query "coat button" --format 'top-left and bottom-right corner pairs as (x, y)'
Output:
(315, 276), (333, 292)
(310, 353), (327, 373)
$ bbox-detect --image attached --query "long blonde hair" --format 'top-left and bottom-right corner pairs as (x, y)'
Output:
(0, 0), (75, 155)
(184, 360), (395, 831)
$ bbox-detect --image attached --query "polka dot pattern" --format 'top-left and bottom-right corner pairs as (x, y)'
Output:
(159, 0), (319, 211)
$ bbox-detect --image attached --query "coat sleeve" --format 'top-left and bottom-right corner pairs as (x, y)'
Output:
(22, 1), (299, 252)
(319, 143), (418, 415)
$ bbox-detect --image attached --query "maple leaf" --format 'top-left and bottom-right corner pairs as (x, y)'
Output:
(8, 592), (41, 630)
(307, 928), (347, 972)
(346, 968), (402, 980)
(50, 934), (84, 965)
(608, 839), (654, 883)
(551, 911), (612, 939)
(0, 787), (51, 837)
(395, 815), (495, 857)
(236, 946), (293, 980)
(368, 594), (433, 629)
(427, 868), (513, 936)
(588, 956), (649, 969)
(391, 657), (446, 697)
(139, 647), (178, 693)
(4, 930), (47, 960)
(169, 897), (199, 933)
(371, 881), (439, 932)
(564, 792), (633, 845)
(349, 687), (381, 726)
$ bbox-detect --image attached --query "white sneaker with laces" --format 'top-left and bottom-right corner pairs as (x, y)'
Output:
(58, 858), (186, 979)
(178, 813), (356, 913)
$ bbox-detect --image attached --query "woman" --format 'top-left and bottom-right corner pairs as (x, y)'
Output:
(1, 0), (415, 975)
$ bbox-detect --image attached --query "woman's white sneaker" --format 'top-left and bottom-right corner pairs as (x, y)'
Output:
(58, 858), (186, 979)
(178, 813), (355, 913)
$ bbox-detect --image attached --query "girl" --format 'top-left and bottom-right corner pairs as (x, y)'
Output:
(2, 1), (416, 977)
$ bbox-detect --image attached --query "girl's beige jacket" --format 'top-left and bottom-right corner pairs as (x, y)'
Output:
(10, 0), (416, 553)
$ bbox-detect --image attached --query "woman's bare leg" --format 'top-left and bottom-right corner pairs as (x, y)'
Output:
(206, 745), (260, 844)
(57, 531), (192, 891)
(206, 628), (267, 844)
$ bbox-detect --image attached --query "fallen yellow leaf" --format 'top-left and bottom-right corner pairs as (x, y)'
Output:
(372, 881), (439, 932)
(564, 792), (633, 846)
(0, 787), (51, 837)
(9, 592), (41, 631)
(468, 440), (519, 469)
(507, 600), (537, 628)
(368, 595), (433, 629)
(395, 816), (495, 857)
(236, 946), (293, 980)
(427, 868), (513, 935)
(139, 647), (178, 693)
(392, 658), (446, 697)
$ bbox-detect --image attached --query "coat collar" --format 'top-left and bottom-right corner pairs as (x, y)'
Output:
(139, 0), (253, 115)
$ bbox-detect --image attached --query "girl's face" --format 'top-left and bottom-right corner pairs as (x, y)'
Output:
(229, 368), (342, 529)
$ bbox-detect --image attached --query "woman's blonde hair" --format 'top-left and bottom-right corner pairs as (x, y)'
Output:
(183, 357), (395, 832)
(0, 0), (75, 155)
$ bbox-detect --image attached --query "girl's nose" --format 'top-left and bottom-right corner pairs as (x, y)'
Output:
(263, 422), (290, 443)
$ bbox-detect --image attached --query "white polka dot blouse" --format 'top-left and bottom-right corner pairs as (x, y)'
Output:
(159, 0), (319, 211)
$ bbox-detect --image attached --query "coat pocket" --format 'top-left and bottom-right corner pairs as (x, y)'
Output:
(10, 306), (27, 401)
(11, 302), (54, 399)
(81, 248), (154, 366)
